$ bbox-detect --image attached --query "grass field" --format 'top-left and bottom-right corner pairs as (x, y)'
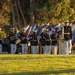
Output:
(0, 54), (75, 75)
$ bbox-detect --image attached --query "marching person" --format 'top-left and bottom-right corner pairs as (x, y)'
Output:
(19, 28), (28, 54)
(29, 30), (39, 54)
(7, 28), (17, 54)
(50, 30), (58, 54)
(64, 20), (72, 54)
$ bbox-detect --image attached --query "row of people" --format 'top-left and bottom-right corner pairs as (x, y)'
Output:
(0, 20), (73, 54)
(7, 28), (58, 54)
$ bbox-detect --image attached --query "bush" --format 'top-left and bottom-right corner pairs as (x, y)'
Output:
(0, 30), (6, 38)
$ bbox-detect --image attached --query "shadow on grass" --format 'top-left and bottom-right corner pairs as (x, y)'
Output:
(0, 55), (75, 61)
(2, 69), (75, 75)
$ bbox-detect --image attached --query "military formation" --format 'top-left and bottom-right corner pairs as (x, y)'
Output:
(0, 20), (73, 54)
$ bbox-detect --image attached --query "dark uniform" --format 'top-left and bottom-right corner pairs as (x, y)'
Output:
(40, 30), (50, 54)
(29, 31), (39, 54)
(51, 32), (58, 46)
(0, 38), (2, 44)
(64, 25), (72, 54)
(50, 31), (58, 54)
(40, 32), (46, 54)
(8, 32), (16, 44)
(45, 33), (50, 45)
(19, 32), (27, 44)
(7, 28), (17, 54)
(40, 32), (46, 46)
(45, 31), (51, 54)
(64, 26), (72, 40)
(19, 31), (28, 54)
(0, 36), (3, 53)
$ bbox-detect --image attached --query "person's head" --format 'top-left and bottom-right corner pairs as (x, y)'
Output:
(73, 21), (75, 25)
(46, 29), (49, 34)
(22, 28), (26, 33)
(10, 28), (15, 33)
(64, 20), (69, 26)
(32, 30), (36, 34)
(49, 28), (51, 31)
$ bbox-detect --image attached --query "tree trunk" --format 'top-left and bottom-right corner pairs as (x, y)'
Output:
(10, 0), (16, 26)
(30, 0), (34, 26)
(15, 0), (20, 29)
(17, 0), (27, 26)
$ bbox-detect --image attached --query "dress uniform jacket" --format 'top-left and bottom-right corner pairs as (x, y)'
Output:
(64, 26), (72, 40)
(51, 33), (57, 45)
(0, 38), (2, 44)
(19, 32), (27, 44)
(45, 33), (50, 45)
(8, 32), (16, 44)
(40, 32), (46, 46)
(29, 33), (38, 46)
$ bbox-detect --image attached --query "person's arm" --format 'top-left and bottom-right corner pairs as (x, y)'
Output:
(70, 27), (73, 39)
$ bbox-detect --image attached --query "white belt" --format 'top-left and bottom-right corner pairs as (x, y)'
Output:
(64, 33), (70, 34)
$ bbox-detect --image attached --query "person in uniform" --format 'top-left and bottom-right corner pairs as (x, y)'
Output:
(7, 28), (17, 54)
(29, 30), (39, 54)
(19, 28), (28, 54)
(64, 20), (72, 54)
(45, 29), (51, 54)
(50, 30), (58, 54)
(40, 30), (46, 54)
(0, 35), (3, 53)
(72, 22), (75, 45)
(40, 29), (51, 54)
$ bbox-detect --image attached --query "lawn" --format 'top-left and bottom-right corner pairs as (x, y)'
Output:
(0, 54), (75, 75)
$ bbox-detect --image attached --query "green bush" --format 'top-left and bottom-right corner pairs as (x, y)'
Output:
(0, 30), (6, 38)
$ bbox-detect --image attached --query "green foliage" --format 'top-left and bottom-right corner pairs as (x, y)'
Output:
(0, 30), (6, 38)
(0, 0), (75, 27)
(32, 0), (75, 24)
(0, 0), (10, 27)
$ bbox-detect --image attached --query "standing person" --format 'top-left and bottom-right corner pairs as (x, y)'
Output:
(72, 22), (75, 45)
(50, 30), (58, 54)
(40, 30), (46, 54)
(40, 29), (51, 54)
(29, 30), (39, 54)
(0, 35), (3, 53)
(64, 20), (72, 54)
(45, 29), (51, 54)
(19, 28), (28, 54)
(7, 28), (17, 54)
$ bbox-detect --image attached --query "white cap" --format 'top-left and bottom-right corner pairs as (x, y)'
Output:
(22, 28), (26, 31)
(32, 30), (36, 32)
(64, 20), (69, 23)
(46, 29), (49, 31)
(11, 28), (15, 30)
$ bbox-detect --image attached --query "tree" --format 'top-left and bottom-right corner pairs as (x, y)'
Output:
(1, 0), (75, 29)
(10, 0), (16, 26)
(0, 0), (10, 28)
(17, 0), (27, 26)
(30, 0), (34, 26)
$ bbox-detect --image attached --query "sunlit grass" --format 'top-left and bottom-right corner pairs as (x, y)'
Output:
(0, 54), (75, 75)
